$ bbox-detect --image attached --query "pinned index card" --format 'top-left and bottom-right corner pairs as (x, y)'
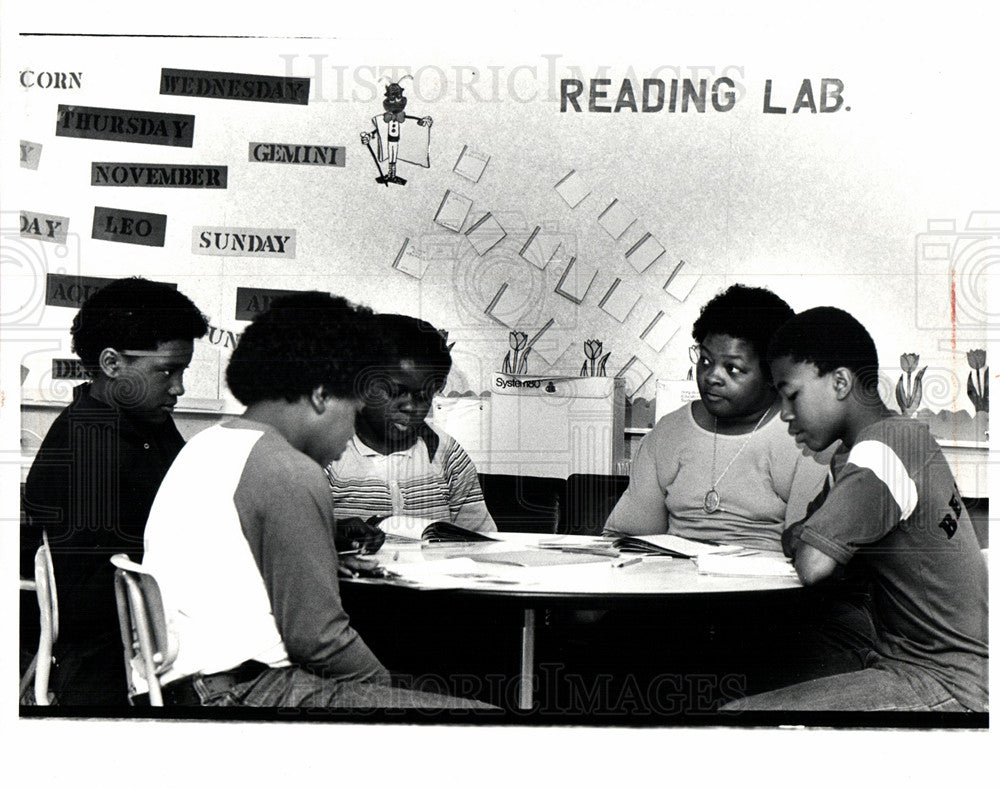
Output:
(554, 169), (591, 208)
(434, 189), (473, 232)
(639, 310), (678, 352)
(625, 232), (665, 272)
(617, 356), (654, 397)
(597, 199), (637, 240)
(599, 278), (641, 322)
(663, 260), (700, 301)
(453, 145), (491, 182)
(392, 238), (430, 279)
(554, 257), (599, 304)
(465, 212), (507, 255)
(519, 226), (563, 270)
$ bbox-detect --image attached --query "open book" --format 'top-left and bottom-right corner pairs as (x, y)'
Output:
(375, 515), (499, 543)
(611, 533), (743, 559)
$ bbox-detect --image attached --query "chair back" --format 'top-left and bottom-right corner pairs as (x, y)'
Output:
(478, 473), (564, 533)
(111, 554), (176, 706)
(19, 533), (58, 705)
(559, 474), (630, 535)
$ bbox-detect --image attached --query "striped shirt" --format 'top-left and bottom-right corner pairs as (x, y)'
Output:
(326, 427), (497, 534)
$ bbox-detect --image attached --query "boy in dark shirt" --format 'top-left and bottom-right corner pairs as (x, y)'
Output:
(21, 277), (207, 705)
(725, 306), (987, 712)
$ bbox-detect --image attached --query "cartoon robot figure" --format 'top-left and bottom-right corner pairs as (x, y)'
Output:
(360, 76), (433, 186)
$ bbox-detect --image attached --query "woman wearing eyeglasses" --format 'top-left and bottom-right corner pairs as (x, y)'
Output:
(604, 284), (830, 551)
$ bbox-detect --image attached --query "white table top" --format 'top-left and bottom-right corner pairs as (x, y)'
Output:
(357, 532), (802, 601)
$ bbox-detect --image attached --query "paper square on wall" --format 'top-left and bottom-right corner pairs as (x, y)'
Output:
(453, 145), (490, 183)
(639, 311), (678, 352)
(554, 169), (590, 209)
(625, 232), (665, 272)
(465, 212), (506, 255)
(20, 140), (42, 170)
(554, 257), (598, 304)
(392, 237), (429, 279)
(519, 226), (563, 270)
(617, 356), (653, 398)
(526, 320), (575, 365)
(597, 199), (636, 240)
(485, 281), (539, 328)
(598, 278), (641, 322)
(663, 260), (700, 301)
(434, 189), (473, 232)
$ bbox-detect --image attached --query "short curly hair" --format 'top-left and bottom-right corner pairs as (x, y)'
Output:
(767, 306), (880, 394)
(373, 313), (452, 371)
(71, 277), (208, 373)
(692, 284), (795, 373)
(226, 291), (375, 405)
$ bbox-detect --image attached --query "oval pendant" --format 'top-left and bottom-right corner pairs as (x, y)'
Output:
(704, 489), (720, 513)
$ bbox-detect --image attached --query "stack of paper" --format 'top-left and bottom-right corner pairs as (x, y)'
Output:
(696, 552), (800, 579)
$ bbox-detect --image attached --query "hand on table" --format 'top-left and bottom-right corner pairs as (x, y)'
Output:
(334, 516), (386, 555)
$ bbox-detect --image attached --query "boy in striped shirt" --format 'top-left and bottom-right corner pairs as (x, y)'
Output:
(326, 313), (496, 534)
(726, 306), (987, 712)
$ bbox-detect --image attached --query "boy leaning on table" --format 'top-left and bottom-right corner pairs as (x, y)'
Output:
(723, 306), (988, 712)
(137, 291), (491, 710)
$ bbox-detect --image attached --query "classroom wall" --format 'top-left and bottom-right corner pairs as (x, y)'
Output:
(6, 35), (993, 435)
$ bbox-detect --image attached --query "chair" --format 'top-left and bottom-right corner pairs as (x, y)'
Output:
(19, 532), (58, 705)
(558, 474), (630, 536)
(478, 473), (564, 533)
(111, 554), (177, 706)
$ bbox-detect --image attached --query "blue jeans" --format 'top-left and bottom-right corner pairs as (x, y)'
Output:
(720, 657), (972, 712)
(198, 666), (496, 710)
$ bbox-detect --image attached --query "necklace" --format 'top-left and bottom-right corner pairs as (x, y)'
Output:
(704, 405), (774, 514)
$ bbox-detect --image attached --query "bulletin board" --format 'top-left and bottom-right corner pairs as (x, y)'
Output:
(3, 6), (995, 420)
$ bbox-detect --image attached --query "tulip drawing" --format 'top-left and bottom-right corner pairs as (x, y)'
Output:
(966, 349), (988, 412)
(895, 353), (926, 416)
(502, 331), (530, 374)
(580, 339), (611, 376)
(438, 328), (455, 352)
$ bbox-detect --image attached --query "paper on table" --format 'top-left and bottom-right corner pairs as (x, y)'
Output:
(382, 557), (534, 588)
(470, 549), (609, 567)
(696, 552), (800, 579)
(613, 533), (743, 558)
